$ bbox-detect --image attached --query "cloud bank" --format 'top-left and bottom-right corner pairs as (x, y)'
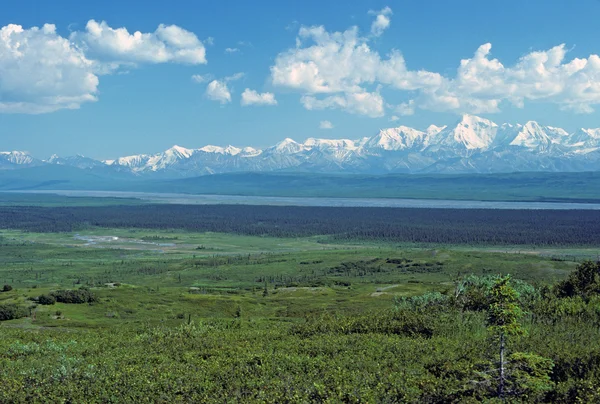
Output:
(0, 21), (206, 113)
(271, 7), (600, 117)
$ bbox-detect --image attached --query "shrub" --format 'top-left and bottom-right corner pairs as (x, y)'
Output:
(2, 284), (13, 292)
(51, 287), (98, 304)
(0, 304), (28, 321)
(37, 294), (56, 305)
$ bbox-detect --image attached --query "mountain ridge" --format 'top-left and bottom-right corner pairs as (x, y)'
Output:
(3, 114), (600, 176)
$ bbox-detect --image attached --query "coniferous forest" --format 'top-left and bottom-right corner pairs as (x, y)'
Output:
(1, 204), (600, 245)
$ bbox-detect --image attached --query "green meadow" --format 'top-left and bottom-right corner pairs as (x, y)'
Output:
(1, 227), (599, 402)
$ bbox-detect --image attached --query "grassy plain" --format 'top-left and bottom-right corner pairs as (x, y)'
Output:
(0, 228), (583, 330)
(2, 224), (600, 402)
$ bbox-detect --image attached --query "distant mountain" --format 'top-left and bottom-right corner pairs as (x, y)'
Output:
(2, 114), (600, 176)
(0, 151), (42, 169)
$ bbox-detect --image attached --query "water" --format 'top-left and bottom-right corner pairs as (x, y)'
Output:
(11, 189), (600, 210)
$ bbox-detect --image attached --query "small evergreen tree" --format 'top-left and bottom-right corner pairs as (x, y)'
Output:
(486, 275), (525, 399)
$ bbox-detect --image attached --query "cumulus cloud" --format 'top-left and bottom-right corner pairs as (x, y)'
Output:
(319, 120), (334, 129)
(271, 7), (600, 117)
(225, 47), (239, 54)
(206, 80), (231, 104)
(369, 7), (392, 37)
(270, 8), (439, 117)
(71, 20), (207, 65)
(302, 91), (384, 117)
(0, 20), (208, 114)
(0, 23), (99, 113)
(389, 115), (400, 122)
(241, 89), (277, 106)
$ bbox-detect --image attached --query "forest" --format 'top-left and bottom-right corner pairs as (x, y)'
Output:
(1, 204), (600, 245)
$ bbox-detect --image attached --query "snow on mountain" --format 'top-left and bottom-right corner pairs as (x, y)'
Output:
(567, 128), (600, 153)
(240, 147), (262, 157)
(431, 114), (498, 153)
(0, 151), (37, 166)
(426, 125), (446, 136)
(508, 121), (567, 153)
(46, 154), (105, 169)
(107, 154), (152, 170)
(303, 138), (358, 150)
(269, 138), (307, 155)
(364, 126), (427, 151)
(6, 115), (600, 175)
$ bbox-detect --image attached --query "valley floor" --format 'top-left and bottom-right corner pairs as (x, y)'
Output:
(1, 228), (599, 401)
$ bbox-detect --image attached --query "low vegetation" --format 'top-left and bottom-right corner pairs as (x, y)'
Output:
(0, 202), (598, 401)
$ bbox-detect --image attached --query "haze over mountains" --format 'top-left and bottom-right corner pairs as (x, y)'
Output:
(3, 115), (600, 177)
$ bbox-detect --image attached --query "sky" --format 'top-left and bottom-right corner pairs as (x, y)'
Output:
(3, 0), (600, 159)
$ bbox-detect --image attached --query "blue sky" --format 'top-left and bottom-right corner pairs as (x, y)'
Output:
(3, 0), (600, 159)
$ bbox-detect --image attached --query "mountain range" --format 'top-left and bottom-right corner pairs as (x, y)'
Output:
(3, 115), (600, 177)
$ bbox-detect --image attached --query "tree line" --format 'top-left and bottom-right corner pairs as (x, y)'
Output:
(1, 204), (600, 245)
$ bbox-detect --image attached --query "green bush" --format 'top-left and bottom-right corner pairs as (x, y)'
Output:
(0, 304), (28, 321)
(2, 284), (13, 292)
(51, 288), (98, 304)
(37, 294), (56, 305)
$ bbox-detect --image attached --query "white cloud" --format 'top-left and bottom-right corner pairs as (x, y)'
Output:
(206, 80), (231, 104)
(225, 47), (240, 54)
(71, 20), (207, 65)
(225, 72), (245, 82)
(389, 115), (400, 122)
(410, 43), (600, 114)
(0, 20), (209, 114)
(301, 91), (384, 117)
(0, 23), (99, 113)
(191, 73), (213, 83)
(271, 8), (600, 116)
(241, 89), (277, 106)
(396, 100), (415, 116)
(319, 120), (334, 129)
(369, 7), (392, 37)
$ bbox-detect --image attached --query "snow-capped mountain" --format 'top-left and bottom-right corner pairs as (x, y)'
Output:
(3, 114), (600, 176)
(428, 115), (498, 156)
(46, 154), (106, 169)
(0, 151), (41, 169)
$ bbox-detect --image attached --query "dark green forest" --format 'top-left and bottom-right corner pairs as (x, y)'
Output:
(1, 204), (600, 245)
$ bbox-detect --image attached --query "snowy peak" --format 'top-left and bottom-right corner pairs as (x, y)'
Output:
(271, 138), (306, 154)
(303, 138), (358, 150)
(570, 128), (600, 145)
(510, 121), (556, 151)
(240, 147), (262, 157)
(365, 126), (426, 151)
(426, 125), (446, 137)
(567, 128), (600, 153)
(109, 154), (151, 169)
(0, 150), (37, 165)
(441, 114), (498, 150)
(167, 145), (194, 158)
(45, 154), (104, 169)
(5, 115), (600, 175)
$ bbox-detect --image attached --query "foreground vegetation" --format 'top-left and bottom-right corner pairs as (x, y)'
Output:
(0, 202), (599, 402)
